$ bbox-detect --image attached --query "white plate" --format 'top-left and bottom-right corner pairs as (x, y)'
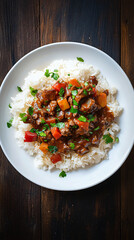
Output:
(0, 42), (134, 191)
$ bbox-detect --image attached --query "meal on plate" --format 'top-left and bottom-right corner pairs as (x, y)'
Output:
(8, 59), (122, 175)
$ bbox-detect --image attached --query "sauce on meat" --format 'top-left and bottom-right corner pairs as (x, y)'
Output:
(23, 76), (114, 161)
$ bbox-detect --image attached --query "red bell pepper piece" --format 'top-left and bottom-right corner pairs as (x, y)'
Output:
(52, 82), (66, 91)
(24, 131), (37, 142)
(51, 153), (62, 164)
(51, 127), (62, 140)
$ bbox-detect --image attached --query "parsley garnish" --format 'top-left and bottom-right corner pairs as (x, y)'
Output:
(103, 134), (113, 144)
(68, 84), (72, 89)
(72, 90), (78, 96)
(70, 106), (78, 113)
(56, 122), (65, 129)
(19, 113), (27, 122)
(8, 104), (12, 108)
(78, 115), (87, 122)
(28, 106), (33, 116)
(92, 84), (95, 87)
(48, 145), (58, 153)
(94, 126), (100, 131)
(50, 123), (56, 127)
(43, 124), (50, 130)
(88, 88), (92, 91)
(73, 100), (78, 106)
(59, 87), (64, 97)
(87, 114), (95, 122)
(77, 57), (84, 62)
(17, 86), (22, 92)
(83, 89), (88, 95)
(68, 74), (70, 76)
(69, 143), (75, 149)
(7, 118), (13, 128)
(44, 69), (50, 77)
(84, 82), (88, 86)
(29, 87), (38, 96)
(115, 137), (119, 143)
(59, 171), (66, 177)
(39, 132), (46, 137)
(41, 119), (46, 124)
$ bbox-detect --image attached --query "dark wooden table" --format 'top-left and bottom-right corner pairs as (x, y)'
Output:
(0, 0), (134, 239)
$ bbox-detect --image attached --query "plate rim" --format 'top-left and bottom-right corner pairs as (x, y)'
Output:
(0, 41), (134, 191)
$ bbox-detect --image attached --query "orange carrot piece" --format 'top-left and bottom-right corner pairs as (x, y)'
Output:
(57, 98), (70, 111)
(97, 92), (107, 107)
(39, 143), (48, 154)
(74, 119), (89, 131)
(51, 127), (62, 140)
(69, 79), (81, 88)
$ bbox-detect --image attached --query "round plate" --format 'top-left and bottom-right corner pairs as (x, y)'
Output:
(0, 42), (134, 191)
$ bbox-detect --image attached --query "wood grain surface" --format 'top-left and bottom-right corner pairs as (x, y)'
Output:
(0, 0), (133, 240)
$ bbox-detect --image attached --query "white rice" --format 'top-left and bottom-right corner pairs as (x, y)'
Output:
(10, 60), (122, 171)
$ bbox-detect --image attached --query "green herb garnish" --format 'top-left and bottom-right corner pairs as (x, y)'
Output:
(7, 118), (13, 128)
(77, 57), (84, 62)
(44, 69), (50, 77)
(30, 128), (36, 133)
(88, 88), (92, 91)
(29, 86), (38, 96)
(72, 90), (78, 96)
(72, 125), (78, 129)
(59, 171), (66, 177)
(28, 106), (33, 116)
(68, 74), (70, 76)
(84, 82), (88, 86)
(59, 87), (64, 97)
(17, 86), (22, 92)
(39, 132), (46, 137)
(43, 124), (50, 130)
(70, 106), (78, 113)
(41, 119), (46, 124)
(115, 137), (119, 143)
(78, 115), (87, 122)
(87, 114), (95, 122)
(48, 145), (58, 153)
(54, 69), (58, 72)
(8, 104), (12, 108)
(51, 72), (59, 80)
(73, 100), (78, 106)
(50, 123), (56, 127)
(92, 84), (95, 87)
(83, 89), (88, 95)
(19, 113), (27, 122)
(68, 84), (72, 89)
(103, 134), (113, 144)
(56, 122), (65, 129)
(94, 126), (100, 131)
(69, 143), (75, 149)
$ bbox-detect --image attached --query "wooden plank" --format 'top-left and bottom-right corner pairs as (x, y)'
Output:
(0, 0), (41, 239)
(40, 0), (121, 239)
(121, 0), (134, 239)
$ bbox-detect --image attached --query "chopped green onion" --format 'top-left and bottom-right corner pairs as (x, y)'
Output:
(59, 171), (66, 177)
(83, 89), (88, 95)
(77, 57), (84, 62)
(70, 106), (78, 113)
(28, 106), (33, 116)
(59, 87), (64, 97)
(78, 115), (87, 122)
(8, 104), (12, 108)
(56, 122), (65, 129)
(41, 119), (46, 124)
(103, 134), (113, 144)
(17, 86), (22, 92)
(115, 137), (119, 143)
(68, 84), (72, 89)
(94, 126), (100, 131)
(71, 90), (78, 96)
(29, 87), (38, 96)
(48, 145), (58, 153)
(92, 84), (95, 87)
(39, 132), (46, 137)
(7, 118), (13, 128)
(84, 82), (88, 86)
(54, 69), (58, 72)
(73, 100), (78, 106)
(19, 113), (27, 122)
(88, 88), (92, 91)
(69, 143), (75, 149)
(44, 69), (50, 77)
(68, 74), (70, 76)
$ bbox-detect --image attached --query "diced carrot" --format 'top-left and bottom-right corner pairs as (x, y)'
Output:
(52, 82), (66, 91)
(74, 119), (89, 131)
(51, 153), (62, 164)
(39, 143), (48, 154)
(51, 127), (62, 140)
(46, 117), (56, 124)
(69, 79), (81, 88)
(57, 98), (70, 111)
(97, 92), (107, 107)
